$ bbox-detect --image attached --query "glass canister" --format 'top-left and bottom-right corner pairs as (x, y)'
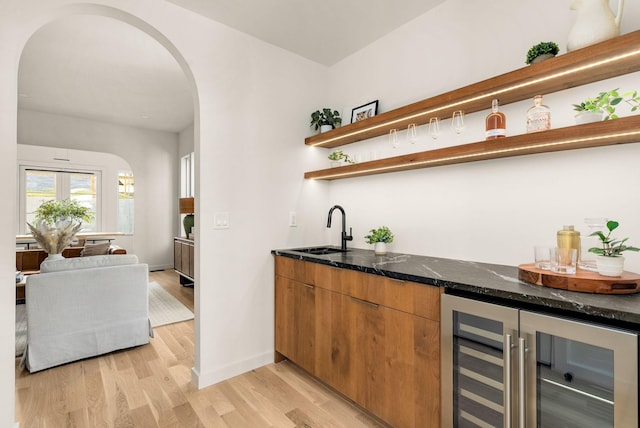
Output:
(557, 225), (581, 262)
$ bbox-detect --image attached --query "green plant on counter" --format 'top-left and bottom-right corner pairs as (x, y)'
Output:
(525, 41), (559, 65)
(310, 108), (342, 130)
(588, 220), (640, 257)
(328, 150), (354, 164)
(364, 226), (394, 244)
(573, 89), (640, 120)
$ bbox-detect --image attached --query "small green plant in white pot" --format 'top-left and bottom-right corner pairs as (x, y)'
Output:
(328, 150), (355, 167)
(525, 41), (559, 65)
(365, 226), (394, 255)
(573, 89), (640, 124)
(310, 108), (342, 133)
(588, 220), (639, 277)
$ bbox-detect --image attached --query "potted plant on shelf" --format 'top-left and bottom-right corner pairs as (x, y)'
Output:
(573, 88), (640, 124)
(27, 199), (93, 261)
(364, 226), (394, 255)
(525, 41), (560, 65)
(310, 108), (342, 133)
(328, 150), (355, 167)
(588, 220), (639, 277)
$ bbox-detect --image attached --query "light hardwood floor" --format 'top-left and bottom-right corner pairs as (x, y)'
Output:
(15, 270), (388, 428)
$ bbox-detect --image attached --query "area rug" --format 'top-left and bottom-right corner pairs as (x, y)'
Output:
(15, 281), (193, 357)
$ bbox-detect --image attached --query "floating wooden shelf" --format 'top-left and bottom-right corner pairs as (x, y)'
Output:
(304, 116), (640, 180)
(305, 30), (640, 149)
(518, 263), (640, 294)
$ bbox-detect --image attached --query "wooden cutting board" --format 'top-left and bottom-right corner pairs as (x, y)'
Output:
(518, 263), (640, 294)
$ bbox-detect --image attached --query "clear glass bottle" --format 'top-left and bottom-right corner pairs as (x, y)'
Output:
(485, 99), (506, 140)
(526, 95), (551, 133)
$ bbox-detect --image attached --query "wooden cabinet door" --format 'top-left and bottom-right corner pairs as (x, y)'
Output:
(274, 276), (316, 373)
(335, 295), (441, 428)
(174, 240), (182, 272)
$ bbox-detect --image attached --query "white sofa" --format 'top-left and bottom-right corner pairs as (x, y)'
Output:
(21, 254), (152, 372)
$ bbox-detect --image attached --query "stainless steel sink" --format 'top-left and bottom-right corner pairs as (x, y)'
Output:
(291, 246), (347, 255)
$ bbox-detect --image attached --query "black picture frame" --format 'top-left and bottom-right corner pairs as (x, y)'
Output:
(351, 100), (379, 123)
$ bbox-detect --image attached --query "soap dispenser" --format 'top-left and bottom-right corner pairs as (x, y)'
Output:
(557, 225), (581, 261)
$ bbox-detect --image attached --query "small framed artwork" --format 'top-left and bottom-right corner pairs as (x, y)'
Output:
(351, 100), (379, 123)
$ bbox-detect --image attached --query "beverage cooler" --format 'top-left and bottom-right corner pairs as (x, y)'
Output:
(441, 294), (638, 427)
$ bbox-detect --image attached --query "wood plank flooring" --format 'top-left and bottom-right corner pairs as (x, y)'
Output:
(15, 270), (388, 428)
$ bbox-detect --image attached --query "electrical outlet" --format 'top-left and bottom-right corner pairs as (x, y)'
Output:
(289, 211), (297, 227)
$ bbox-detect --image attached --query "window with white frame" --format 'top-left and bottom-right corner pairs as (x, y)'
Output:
(117, 171), (134, 234)
(21, 167), (99, 233)
(181, 152), (194, 198)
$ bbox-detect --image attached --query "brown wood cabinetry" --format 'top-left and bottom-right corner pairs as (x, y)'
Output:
(274, 255), (441, 428)
(174, 237), (194, 285)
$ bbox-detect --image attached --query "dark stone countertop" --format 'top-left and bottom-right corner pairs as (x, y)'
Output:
(272, 246), (640, 331)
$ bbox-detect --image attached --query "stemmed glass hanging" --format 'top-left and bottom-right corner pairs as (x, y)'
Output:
(389, 129), (399, 149)
(428, 118), (441, 140)
(451, 111), (465, 135)
(407, 123), (418, 144)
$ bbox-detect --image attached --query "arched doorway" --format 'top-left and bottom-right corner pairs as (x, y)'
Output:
(6, 4), (201, 425)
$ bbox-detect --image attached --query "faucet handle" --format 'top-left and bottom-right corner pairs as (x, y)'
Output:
(346, 227), (353, 241)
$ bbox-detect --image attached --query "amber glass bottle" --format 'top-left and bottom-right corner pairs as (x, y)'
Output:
(485, 99), (506, 140)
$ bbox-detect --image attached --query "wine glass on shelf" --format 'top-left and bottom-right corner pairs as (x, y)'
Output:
(389, 129), (399, 149)
(407, 123), (418, 144)
(451, 110), (465, 135)
(428, 117), (441, 140)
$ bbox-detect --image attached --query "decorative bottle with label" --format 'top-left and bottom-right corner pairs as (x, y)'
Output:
(526, 95), (551, 133)
(485, 99), (506, 140)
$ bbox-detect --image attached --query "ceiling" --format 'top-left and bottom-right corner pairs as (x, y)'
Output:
(18, 0), (444, 133)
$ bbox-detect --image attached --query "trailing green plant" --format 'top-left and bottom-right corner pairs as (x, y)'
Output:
(310, 108), (342, 130)
(588, 220), (640, 257)
(328, 150), (354, 164)
(525, 41), (559, 65)
(573, 89), (640, 120)
(32, 199), (93, 226)
(364, 226), (394, 244)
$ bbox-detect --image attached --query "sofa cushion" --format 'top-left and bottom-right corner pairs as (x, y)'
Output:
(40, 254), (139, 273)
(81, 242), (111, 256)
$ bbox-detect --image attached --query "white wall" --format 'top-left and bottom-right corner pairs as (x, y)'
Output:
(326, 0), (640, 273)
(18, 109), (178, 270)
(0, 1), (328, 425)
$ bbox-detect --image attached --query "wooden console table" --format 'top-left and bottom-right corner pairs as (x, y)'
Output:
(174, 237), (194, 286)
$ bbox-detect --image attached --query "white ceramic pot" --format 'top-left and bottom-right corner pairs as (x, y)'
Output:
(595, 255), (625, 277)
(530, 53), (555, 64)
(320, 124), (333, 133)
(374, 242), (387, 255)
(575, 111), (603, 125)
(567, 0), (624, 52)
(45, 253), (65, 262)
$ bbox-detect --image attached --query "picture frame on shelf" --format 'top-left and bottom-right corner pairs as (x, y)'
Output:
(351, 100), (379, 123)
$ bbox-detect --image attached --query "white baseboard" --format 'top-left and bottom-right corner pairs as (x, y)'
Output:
(191, 351), (273, 389)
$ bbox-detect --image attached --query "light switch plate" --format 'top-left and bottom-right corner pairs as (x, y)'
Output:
(213, 212), (229, 229)
(289, 211), (297, 227)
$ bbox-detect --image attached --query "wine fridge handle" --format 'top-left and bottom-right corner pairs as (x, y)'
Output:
(518, 337), (526, 428)
(504, 334), (512, 428)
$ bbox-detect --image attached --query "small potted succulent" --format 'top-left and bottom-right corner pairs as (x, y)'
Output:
(573, 88), (640, 124)
(364, 226), (394, 255)
(328, 150), (355, 167)
(588, 220), (639, 277)
(525, 41), (560, 65)
(310, 108), (342, 133)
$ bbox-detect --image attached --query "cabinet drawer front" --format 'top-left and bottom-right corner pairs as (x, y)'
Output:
(274, 256), (317, 284)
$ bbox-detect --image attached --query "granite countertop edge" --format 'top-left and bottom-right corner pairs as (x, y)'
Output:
(272, 247), (640, 329)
